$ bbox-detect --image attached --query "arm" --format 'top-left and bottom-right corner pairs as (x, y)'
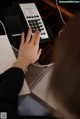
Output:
(0, 67), (24, 117)
(0, 28), (41, 117)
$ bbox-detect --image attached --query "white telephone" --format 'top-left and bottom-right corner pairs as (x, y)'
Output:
(19, 3), (49, 39)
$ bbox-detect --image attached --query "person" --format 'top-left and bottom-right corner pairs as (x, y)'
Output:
(1, 14), (80, 119)
(50, 14), (80, 119)
(0, 28), (42, 118)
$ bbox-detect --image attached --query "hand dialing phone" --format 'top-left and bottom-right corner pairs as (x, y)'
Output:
(19, 3), (49, 39)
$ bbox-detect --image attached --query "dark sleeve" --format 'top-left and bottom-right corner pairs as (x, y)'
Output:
(0, 67), (24, 117)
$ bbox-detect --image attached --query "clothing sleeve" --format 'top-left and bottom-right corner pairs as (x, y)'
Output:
(0, 67), (24, 117)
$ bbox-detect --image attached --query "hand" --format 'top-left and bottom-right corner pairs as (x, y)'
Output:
(13, 28), (42, 72)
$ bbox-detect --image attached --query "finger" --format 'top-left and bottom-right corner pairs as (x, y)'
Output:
(34, 31), (41, 45)
(31, 30), (38, 44)
(21, 32), (25, 45)
(37, 48), (42, 59)
(26, 27), (32, 43)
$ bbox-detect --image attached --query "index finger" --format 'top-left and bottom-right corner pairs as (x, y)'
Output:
(26, 27), (32, 43)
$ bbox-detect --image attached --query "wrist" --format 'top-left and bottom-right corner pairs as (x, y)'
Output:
(13, 57), (29, 72)
(17, 56), (30, 67)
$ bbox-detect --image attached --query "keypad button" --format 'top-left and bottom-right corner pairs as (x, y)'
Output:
(37, 19), (40, 21)
(34, 25), (37, 29)
(40, 28), (44, 30)
(34, 20), (38, 22)
(34, 15), (36, 18)
(35, 22), (38, 25)
(32, 23), (35, 26)
(30, 19), (33, 22)
(27, 17), (45, 37)
(29, 23), (32, 25)
(39, 25), (43, 27)
(36, 26), (39, 29)
(36, 15), (39, 17)
(28, 20), (32, 23)
(38, 28), (41, 31)
(32, 20), (36, 23)
(32, 29), (35, 33)
(38, 22), (42, 24)
(43, 32), (46, 35)
(31, 26), (34, 29)
(31, 16), (34, 18)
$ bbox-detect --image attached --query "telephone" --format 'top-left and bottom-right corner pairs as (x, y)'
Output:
(19, 3), (49, 40)
(2, 2), (52, 49)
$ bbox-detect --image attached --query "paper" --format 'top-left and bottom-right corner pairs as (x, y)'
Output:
(0, 35), (30, 95)
(0, 35), (16, 73)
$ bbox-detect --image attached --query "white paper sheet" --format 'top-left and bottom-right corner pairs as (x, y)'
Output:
(0, 35), (30, 95)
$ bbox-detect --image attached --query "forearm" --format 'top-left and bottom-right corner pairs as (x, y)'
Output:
(0, 67), (24, 97)
(0, 68), (24, 115)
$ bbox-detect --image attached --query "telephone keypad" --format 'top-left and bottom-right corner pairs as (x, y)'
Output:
(28, 17), (45, 35)
(19, 3), (49, 39)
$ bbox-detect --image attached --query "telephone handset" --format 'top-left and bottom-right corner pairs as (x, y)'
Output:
(19, 3), (49, 40)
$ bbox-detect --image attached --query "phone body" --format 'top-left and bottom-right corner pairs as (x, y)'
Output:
(1, 2), (51, 49)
